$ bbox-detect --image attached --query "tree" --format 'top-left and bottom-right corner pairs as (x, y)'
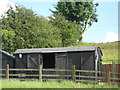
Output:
(1, 5), (62, 53)
(0, 29), (15, 53)
(49, 15), (81, 46)
(51, 1), (99, 40)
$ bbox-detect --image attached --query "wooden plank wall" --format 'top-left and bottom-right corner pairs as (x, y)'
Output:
(102, 64), (120, 82)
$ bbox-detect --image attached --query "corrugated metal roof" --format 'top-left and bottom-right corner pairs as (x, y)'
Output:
(14, 46), (101, 54)
(0, 50), (15, 59)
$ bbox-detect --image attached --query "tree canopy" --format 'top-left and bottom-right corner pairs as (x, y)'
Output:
(49, 15), (82, 46)
(1, 5), (62, 53)
(51, 1), (99, 33)
(1, 1), (99, 53)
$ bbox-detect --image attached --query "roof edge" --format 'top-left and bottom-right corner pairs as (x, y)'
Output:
(14, 46), (101, 54)
(0, 50), (15, 59)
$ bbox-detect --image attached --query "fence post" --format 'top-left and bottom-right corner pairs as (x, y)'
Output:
(6, 64), (9, 80)
(38, 65), (42, 81)
(106, 67), (110, 85)
(72, 65), (76, 82)
(112, 61), (116, 83)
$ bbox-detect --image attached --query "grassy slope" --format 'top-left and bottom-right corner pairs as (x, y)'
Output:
(70, 41), (119, 64)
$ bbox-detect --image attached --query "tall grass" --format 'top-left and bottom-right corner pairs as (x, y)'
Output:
(1, 79), (118, 88)
(0, 79), (2, 89)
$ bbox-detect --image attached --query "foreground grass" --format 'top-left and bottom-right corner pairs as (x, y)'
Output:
(1, 79), (118, 88)
(71, 42), (119, 64)
(0, 80), (2, 90)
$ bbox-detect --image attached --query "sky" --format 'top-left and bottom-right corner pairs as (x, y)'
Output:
(0, 0), (119, 43)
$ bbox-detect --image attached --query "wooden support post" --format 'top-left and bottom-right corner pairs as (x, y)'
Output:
(6, 64), (9, 80)
(106, 67), (110, 85)
(38, 65), (42, 81)
(95, 59), (98, 82)
(72, 65), (76, 82)
(112, 61), (116, 83)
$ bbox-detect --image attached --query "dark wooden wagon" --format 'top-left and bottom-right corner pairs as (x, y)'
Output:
(13, 46), (103, 79)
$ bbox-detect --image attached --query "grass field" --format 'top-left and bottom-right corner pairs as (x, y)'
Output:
(1, 79), (118, 88)
(70, 41), (119, 64)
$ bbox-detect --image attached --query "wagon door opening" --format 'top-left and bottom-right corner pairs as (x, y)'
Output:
(43, 53), (55, 69)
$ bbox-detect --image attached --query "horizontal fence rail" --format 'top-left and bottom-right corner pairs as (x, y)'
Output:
(0, 64), (120, 85)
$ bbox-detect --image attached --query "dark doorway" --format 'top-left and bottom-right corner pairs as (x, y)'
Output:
(43, 53), (55, 68)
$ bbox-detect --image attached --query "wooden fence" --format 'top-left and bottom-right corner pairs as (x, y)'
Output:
(0, 64), (120, 85)
(102, 64), (120, 83)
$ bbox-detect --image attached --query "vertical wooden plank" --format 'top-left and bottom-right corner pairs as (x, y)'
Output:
(108, 68), (111, 85)
(38, 54), (40, 65)
(106, 67), (110, 85)
(66, 52), (69, 80)
(27, 55), (29, 68)
(72, 65), (76, 82)
(112, 61), (116, 83)
(6, 64), (9, 80)
(95, 59), (98, 82)
(38, 65), (42, 81)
